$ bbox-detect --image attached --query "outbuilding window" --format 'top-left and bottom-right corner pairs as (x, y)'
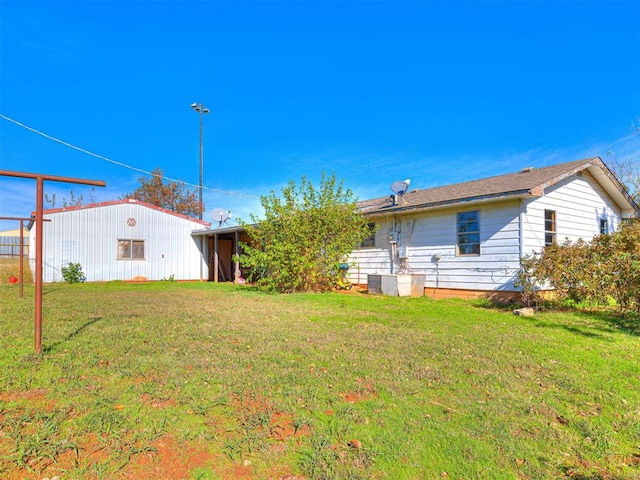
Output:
(117, 239), (145, 260)
(457, 210), (480, 256)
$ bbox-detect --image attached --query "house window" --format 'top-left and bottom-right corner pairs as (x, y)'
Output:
(361, 223), (376, 248)
(117, 239), (145, 260)
(457, 210), (480, 255)
(544, 210), (556, 246)
(599, 219), (609, 235)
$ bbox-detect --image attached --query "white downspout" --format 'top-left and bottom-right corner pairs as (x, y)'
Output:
(390, 214), (397, 274)
(519, 199), (525, 259)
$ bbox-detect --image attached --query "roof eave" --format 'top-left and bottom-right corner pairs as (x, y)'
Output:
(537, 157), (599, 191)
(585, 162), (640, 217)
(363, 189), (536, 217)
(537, 157), (640, 217)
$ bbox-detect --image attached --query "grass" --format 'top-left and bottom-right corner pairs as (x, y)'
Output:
(0, 257), (32, 285)
(0, 279), (639, 479)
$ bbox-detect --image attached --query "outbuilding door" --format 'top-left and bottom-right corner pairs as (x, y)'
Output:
(208, 236), (234, 281)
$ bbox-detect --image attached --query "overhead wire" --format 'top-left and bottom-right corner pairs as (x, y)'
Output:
(0, 113), (259, 199)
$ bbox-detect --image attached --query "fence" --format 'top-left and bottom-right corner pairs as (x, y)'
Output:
(0, 236), (30, 257)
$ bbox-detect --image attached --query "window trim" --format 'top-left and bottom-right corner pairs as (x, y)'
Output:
(117, 238), (145, 261)
(599, 218), (609, 235)
(456, 210), (480, 256)
(544, 210), (556, 246)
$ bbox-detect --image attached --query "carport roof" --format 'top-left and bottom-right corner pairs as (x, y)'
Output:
(191, 224), (253, 236)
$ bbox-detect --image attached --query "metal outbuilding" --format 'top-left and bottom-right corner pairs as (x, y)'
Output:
(30, 199), (210, 282)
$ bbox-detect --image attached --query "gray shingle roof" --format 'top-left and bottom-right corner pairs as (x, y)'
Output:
(357, 157), (639, 217)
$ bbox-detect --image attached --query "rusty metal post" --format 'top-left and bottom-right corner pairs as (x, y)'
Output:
(0, 170), (105, 355)
(34, 177), (44, 353)
(19, 219), (24, 298)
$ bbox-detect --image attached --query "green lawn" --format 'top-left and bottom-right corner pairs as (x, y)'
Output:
(1, 281), (638, 479)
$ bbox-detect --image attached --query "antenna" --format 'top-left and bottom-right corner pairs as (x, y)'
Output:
(210, 208), (232, 227)
(390, 179), (411, 205)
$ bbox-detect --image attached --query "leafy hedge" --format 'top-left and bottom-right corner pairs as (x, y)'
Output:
(517, 220), (640, 314)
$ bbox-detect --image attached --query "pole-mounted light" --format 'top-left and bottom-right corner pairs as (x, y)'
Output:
(191, 102), (210, 220)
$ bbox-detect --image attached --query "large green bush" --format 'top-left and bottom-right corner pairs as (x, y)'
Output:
(517, 220), (640, 313)
(238, 172), (373, 293)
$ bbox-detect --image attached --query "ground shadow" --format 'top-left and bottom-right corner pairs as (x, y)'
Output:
(530, 321), (612, 340)
(475, 301), (640, 337)
(584, 309), (640, 337)
(43, 316), (104, 353)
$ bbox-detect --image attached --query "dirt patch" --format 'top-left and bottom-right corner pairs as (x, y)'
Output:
(0, 388), (307, 480)
(0, 433), (109, 480)
(121, 435), (214, 479)
(333, 285), (368, 295)
(125, 276), (150, 282)
(231, 393), (310, 443)
(0, 388), (48, 402)
(0, 430), (303, 480)
(140, 393), (177, 409)
(339, 378), (377, 403)
(124, 434), (306, 480)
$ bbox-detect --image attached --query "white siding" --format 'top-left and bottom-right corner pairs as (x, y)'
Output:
(30, 202), (207, 282)
(350, 172), (627, 294)
(349, 201), (522, 292)
(522, 171), (622, 255)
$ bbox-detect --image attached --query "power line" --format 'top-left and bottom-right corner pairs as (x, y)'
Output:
(0, 113), (259, 199)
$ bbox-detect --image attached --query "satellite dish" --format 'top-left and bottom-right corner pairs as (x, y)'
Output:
(210, 208), (232, 227)
(391, 179), (411, 195)
(390, 179), (411, 205)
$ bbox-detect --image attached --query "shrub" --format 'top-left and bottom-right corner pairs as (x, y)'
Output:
(61, 262), (86, 284)
(517, 220), (640, 314)
(238, 172), (373, 293)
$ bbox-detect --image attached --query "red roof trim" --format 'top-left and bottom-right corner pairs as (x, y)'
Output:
(36, 198), (210, 226)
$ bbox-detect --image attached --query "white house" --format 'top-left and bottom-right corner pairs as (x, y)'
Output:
(349, 157), (640, 300)
(30, 199), (210, 282)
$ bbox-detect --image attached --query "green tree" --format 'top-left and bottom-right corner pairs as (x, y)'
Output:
(123, 168), (202, 218)
(238, 172), (373, 293)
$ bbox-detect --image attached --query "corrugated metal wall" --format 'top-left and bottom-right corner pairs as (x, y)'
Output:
(30, 201), (208, 282)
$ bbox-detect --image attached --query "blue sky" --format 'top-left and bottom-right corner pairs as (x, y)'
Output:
(1, 0), (639, 227)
